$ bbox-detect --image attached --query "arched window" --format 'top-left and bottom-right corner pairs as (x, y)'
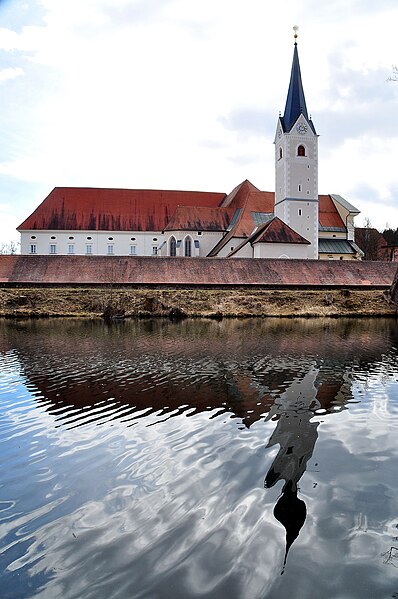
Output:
(184, 236), (192, 257)
(297, 145), (306, 157)
(169, 236), (176, 257)
(279, 147), (283, 159)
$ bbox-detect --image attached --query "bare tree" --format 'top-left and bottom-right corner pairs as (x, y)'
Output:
(387, 65), (398, 82)
(355, 219), (385, 261)
(0, 240), (20, 255)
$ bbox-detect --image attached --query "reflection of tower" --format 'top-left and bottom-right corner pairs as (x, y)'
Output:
(264, 368), (319, 574)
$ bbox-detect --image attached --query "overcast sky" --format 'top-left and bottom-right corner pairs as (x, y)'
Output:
(1, 0), (398, 245)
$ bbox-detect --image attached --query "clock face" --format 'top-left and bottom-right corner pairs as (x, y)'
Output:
(296, 122), (308, 134)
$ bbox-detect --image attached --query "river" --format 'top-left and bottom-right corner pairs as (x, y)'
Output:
(1, 318), (398, 599)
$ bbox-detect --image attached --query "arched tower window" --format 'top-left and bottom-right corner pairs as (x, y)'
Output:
(279, 147), (283, 160)
(297, 145), (306, 157)
(169, 236), (176, 257)
(184, 236), (192, 257)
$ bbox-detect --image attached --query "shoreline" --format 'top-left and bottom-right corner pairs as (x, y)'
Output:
(0, 287), (396, 319)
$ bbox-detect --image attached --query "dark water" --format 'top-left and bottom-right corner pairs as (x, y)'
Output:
(1, 318), (398, 599)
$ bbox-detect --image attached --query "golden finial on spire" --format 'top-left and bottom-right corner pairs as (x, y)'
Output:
(293, 25), (299, 41)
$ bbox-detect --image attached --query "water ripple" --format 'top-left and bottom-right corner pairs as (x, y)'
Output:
(1, 318), (398, 598)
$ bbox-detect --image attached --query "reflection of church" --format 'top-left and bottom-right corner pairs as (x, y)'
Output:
(1, 317), (393, 574)
(264, 370), (320, 573)
(18, 32), (362, 261)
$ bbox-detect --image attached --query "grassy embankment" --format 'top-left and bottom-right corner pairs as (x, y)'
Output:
(0, 287), (396, 318)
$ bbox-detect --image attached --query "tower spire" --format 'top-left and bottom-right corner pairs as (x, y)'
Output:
(282, 26), (310, 132)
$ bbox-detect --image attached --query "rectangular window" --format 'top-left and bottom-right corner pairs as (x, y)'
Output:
(130, 245), (137, 255)
(107, 245), (114, 255)
(298, 209), (302, 216)
(29, 244), (37, 254)
(68, 244), (74, 254)
(49, 244), (56, 254)
(86, 244), (92, 255)
(152, 246), (158, 255)
(298, 184), (302, 192)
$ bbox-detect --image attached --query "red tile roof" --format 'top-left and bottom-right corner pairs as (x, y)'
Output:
(219, 179), (261, 207)
(18, 187), (226, 232)
(17, 183), (349, 238)
(253, 217), (311, 244)
(227, 217), (310, 257)
(319, 195), (345, 228)
(164, 206), (232, 232)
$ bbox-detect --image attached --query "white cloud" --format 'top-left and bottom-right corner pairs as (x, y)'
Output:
(0, 66), (24, 83)
(0, 0), (397, 240)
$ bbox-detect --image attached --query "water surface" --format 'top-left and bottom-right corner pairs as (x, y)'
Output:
(1, 318), (398, 599)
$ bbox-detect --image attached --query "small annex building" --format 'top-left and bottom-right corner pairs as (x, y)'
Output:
(17, 35), (362, 262)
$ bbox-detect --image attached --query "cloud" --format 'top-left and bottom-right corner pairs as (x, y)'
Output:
(0, 0), (398, 237)
(0, 66), (23, 82)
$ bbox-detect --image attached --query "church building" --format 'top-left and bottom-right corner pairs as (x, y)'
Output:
(18, 33), (363, 261)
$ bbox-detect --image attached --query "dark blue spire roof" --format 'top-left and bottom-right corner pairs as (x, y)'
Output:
(282, 42), (315, 133)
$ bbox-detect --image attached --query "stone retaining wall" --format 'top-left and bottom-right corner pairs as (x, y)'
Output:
(0, 255), (396, 287)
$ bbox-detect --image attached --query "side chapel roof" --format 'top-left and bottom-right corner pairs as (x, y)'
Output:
(227, 217), (310, 257)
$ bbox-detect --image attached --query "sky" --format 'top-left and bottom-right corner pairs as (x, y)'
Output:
(0, 0), (398, 246)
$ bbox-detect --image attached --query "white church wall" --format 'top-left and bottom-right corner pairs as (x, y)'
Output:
(253, 243), (309, 259)
(21, 231), (166, 256)
(228, 244), (253, 258)
(318, 230), (347, 239)
(216, 239), (250, 258)
(21, 229), (226, 257)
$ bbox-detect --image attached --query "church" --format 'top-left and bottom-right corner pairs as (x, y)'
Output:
(17, 34), (363, 261)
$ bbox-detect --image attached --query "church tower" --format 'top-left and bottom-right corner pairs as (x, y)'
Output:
(274, 27), (318, 259)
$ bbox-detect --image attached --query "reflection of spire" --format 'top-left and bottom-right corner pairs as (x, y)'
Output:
(264, 369), (319, 573)
(273, 482), (306, 575)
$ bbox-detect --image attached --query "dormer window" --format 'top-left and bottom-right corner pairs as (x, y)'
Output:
(297, 145), (306, 157)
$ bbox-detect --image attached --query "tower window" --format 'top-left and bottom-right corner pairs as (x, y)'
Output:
(279, 147), (283, 160)
(298, 209), (302, 216)
(297, 145), (306, 157)
(298, 184), (302, 192)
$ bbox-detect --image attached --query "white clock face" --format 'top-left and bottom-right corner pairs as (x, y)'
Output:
(296, 122), (308, 134)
